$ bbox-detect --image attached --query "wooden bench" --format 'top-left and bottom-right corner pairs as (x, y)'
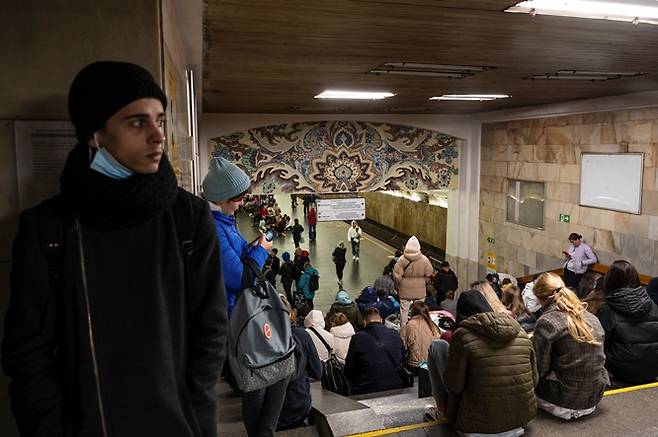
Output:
(517, 263), (653, 289)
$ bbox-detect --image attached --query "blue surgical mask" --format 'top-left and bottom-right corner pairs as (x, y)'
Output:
(90, 147), (134, 179)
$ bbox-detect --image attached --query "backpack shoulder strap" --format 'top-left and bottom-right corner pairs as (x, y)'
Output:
(308, 326), (332, 353)
(172, 189), (195, 308)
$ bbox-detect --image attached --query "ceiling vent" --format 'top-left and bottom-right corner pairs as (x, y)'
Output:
(368, 62), (495, 79)
(524, 70), (646, 81)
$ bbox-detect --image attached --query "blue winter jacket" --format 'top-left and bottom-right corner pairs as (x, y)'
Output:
(298, 267), (319, 300)
(210, 209), (269, 316)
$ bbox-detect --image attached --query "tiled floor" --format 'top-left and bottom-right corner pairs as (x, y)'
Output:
(237, 195), (399, 313)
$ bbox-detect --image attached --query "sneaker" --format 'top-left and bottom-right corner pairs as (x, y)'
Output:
(352, 255), (356, 260)
(423, 405), (443, 422)
(355, 257), (359, 262)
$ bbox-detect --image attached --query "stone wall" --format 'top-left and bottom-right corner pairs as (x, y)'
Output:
(480, 108), (658, 278)
(364, 191), (447, 252)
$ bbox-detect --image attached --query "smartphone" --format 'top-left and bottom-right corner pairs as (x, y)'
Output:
(265, 229), (278, 242)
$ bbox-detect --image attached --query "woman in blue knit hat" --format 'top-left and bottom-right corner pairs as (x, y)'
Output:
(203, 157), (289, 437)
(202, 156), (272, 317)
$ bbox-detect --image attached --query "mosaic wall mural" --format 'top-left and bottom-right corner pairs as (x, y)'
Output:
(209, 121), (460, 194)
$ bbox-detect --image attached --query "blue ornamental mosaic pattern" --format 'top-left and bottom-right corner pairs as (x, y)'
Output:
(209, 121), (460, 194)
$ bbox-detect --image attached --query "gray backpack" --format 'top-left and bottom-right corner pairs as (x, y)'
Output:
(228, 259), (296, 392)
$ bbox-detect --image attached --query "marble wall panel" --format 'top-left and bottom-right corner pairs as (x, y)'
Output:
(634, 121), (653, 143)
(546, 126), (575, 145)
(558, 165), (580, 184)
(536, 163), (560, 182)
(481, 107), (658, 278)
(649, 216), (658, 241)
(643, 168), (655, 191)
(641, 191), (658, 216)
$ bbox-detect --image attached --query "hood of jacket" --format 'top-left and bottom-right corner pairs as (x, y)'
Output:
(330, 322), (356, 339)
(403, 236), (422, 261)
(304, 309), (325, 329)
(459, 312), (520, 342)
(606, 286), (654, 316)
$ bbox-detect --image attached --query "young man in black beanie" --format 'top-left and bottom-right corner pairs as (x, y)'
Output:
(2, 61), (227, 437)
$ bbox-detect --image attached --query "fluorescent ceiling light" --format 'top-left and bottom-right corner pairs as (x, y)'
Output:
(314, 90), (394, 100)
(505, 0), (658, 25)
(430, 94), (510, 101)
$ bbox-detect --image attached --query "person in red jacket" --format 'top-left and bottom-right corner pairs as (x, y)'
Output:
(307, 205), (318, 241)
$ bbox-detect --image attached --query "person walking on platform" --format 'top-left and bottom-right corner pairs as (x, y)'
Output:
(347, 220), (363, 262)
(332, 241), (347, 286)
(297, 262), (319, 309)
(393, 236), (434, 327)
(562, 232), (597, 289)
(531, 272), (608, 420)
(302, 194), (312, 216)
(292, 218), (304, 248)
(267, 247), (281, 276)
(307, 205), (318, 241)
(279, 252), (295, 305)
(1, 61), (227, 437)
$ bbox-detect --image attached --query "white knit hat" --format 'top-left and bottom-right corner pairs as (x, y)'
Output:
(202, 157), (251, 201)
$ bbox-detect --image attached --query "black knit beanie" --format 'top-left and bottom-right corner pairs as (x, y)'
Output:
(68, 61), (168, 142)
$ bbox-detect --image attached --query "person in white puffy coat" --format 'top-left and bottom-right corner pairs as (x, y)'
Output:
(304, 310), (335, 362)
(328, 313), (356, 364)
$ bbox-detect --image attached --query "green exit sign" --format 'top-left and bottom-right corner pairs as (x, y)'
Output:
(559, 214), (571, 223)
(486, 236), (495, 244)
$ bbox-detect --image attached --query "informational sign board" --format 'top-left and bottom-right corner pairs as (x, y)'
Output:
(15, 120), (77, 211)
(317, 198), (366, 222)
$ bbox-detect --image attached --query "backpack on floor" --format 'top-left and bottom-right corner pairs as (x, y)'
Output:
(308, 327), (351, 396)
(228, 259), (296, 393)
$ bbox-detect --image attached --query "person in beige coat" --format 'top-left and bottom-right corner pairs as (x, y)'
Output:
(399, 301), (441, 373)
(393, 236), (434, 326)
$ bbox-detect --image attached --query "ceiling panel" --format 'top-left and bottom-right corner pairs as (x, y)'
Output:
(203, 0), (658, 113)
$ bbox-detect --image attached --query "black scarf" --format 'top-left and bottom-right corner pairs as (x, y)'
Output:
(60, 143), (178, 229)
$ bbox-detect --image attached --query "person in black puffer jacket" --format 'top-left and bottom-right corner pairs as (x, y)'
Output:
(597, 260), (658, 384)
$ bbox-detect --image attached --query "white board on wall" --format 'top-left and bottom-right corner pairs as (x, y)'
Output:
(579, 153), (644, 214)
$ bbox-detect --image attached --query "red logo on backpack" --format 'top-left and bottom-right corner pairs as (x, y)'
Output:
(263, 323), (272, 339)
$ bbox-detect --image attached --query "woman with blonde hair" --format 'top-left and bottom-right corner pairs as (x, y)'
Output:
(532, 272), (608, 420)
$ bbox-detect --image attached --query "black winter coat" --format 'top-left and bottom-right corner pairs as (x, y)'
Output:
(277, 327), (322, 429)
(332, 247), (347, 265)
(2, 146), (226, 437)
(344, 322), (405, 394)
(597, 286), (658, 384)
(279, 261), (295, 286)
(434, 269), (458, 301)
